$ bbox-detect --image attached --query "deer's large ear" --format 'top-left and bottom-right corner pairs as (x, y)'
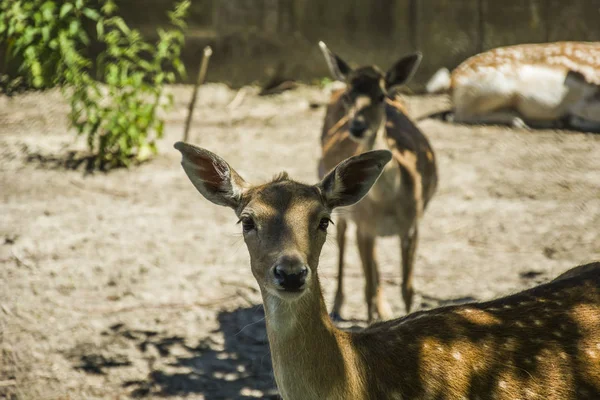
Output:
(174, 142), (248, 209)
(319, 41), (352, 82)
(317, 150), (392, 209)
(385, 52), (422, 93)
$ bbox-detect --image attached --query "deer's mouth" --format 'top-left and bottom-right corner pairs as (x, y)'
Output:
(267, 282), (309, 300)
(273, 281), (308, 298)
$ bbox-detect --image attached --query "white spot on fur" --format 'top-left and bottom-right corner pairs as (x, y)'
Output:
(450, 42), (600, 126)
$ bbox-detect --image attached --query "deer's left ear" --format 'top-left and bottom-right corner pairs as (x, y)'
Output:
(385, 52), (422, 93)
(317, 150), (392, 209)
(174, 142), (248, 209)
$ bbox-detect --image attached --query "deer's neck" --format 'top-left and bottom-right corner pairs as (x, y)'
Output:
(359, 116), (388, 153)
(358, 115), (403, 204)
(261, 276), (365, 400)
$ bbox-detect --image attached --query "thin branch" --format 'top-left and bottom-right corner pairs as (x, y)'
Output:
(226, 87), (248, 110)
(183, 46), (213, 142)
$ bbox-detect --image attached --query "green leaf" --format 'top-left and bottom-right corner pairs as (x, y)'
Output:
(33, 75), (43, 88)
(41, 26), (51, 42)
(32, 11), (43, 24)
(112, 17), (130, 34)
(156, 120), (164, 138)
(41, 1), (56, 21)
(69, 20), (80, 36)
(101, 0), (117, 15)
(96, 21), (104, 38)
(137, 144), (153, 161)
(59, 3), (73, 18)
(31, 61), (42, 77)
(82, 8), (100, 21)
(78, 29), (90, 45)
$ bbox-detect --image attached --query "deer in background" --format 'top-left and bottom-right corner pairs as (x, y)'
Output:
(318, 42), (437, 322)
(426, 41), (600, 132)
(175, 141), (600, 400)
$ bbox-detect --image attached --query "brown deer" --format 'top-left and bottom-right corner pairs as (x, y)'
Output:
(426, 41), (600, 132)
(318, 41), (438, 321)
(175, 142), (600, 400)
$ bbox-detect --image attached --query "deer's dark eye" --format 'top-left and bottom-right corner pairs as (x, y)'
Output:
(318, 217), (333, 231)
(378, 94), (386, 103)
(239, 217), (256, 233)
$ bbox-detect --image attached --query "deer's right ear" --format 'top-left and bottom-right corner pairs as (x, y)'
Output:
(385, 52), (422, 93)
(319, 41), (352, 82)
(317, 150), (392, 209)
(174, 142), (248, 209)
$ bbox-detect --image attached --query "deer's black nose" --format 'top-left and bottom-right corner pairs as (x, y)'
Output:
(349, 119), (367, 137)
(273, 261), (308, 292)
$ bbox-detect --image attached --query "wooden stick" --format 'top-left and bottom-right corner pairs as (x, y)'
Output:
(226, 87), (247, 110)
(183, 46), (213, 142)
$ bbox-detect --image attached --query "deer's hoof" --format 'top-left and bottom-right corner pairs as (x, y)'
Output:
(512, 118), (530, 130)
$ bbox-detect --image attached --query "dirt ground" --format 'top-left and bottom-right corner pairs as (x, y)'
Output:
(1, 84), (599, 400)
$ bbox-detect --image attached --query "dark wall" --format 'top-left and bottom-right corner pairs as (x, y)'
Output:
(5, 0), (599, 90)
(176, 0), (599, 89)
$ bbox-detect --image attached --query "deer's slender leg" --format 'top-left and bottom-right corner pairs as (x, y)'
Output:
(357, 231), (391, 322)
(330, 217), (347, 321)
(373, 250), (392, 321)
(357, 230), (375, 323)
(401, 225), (419, 314)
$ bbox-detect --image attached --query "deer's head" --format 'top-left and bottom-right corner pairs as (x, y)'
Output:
(319, 41), (422, 142)
(565, 70), (600, 124)
(175, 142), (392, 301)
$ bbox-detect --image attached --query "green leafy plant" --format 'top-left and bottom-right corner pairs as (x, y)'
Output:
(0, 0), (189, 169)
(70, 1), (189, 168)
(0, 0), (98, 88)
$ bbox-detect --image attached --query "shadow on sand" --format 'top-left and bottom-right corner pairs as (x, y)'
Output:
(121, 305), (280, 399)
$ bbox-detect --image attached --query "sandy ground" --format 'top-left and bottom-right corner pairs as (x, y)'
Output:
(1, 84), (599, 400)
